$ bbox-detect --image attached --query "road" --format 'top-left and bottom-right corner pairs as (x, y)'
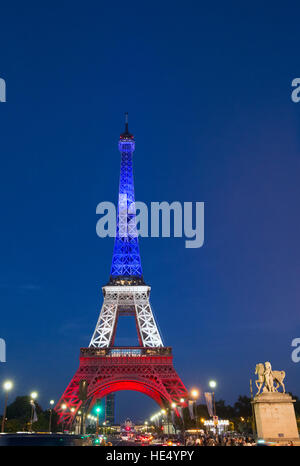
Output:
(107, 436), (150, 446)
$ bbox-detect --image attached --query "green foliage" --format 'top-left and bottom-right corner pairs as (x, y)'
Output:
(6, 396), (42, 421)
(2, 418), (24, 432)
(1, 396), (59, 433)
(233, 395), (252, 418)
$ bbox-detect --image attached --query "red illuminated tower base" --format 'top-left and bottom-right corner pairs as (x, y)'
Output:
(57, 347), (187, 425)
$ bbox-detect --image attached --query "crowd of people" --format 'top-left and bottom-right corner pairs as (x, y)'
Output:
(185, 434), (256, 446)
(183, 433), (295, 446)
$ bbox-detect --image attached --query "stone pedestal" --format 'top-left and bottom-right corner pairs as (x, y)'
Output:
(252, 392), (299, 443)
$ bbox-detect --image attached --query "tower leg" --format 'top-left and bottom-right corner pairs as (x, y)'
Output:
(134, 289), (163, 347)
(89, 290), (119, 348)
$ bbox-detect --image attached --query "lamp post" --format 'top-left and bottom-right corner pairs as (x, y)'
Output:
(170, 402), (176, 438)
(103, 420), (109, 436)
(190, 389), (199, 428)
(1, 380), (13, 433)
(30, 391), (38, 432)
(160, 409), (166, 435)
(61, 403), (67, 433)
(178, 398), (186, 445)
(70, 407), (75, 433)
(208, 381), (217, 416)
(95, 407), (101, 434)
(49, 400), (55, 433)
(209, 380), (217, 435)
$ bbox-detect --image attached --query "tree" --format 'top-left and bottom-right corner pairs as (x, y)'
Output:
(2, 418), (23, 432)
(6, 396), (43, 422)
(215, 399), (235, 419)
(2, 396), (59, 433)
(233, 395), (252, 418)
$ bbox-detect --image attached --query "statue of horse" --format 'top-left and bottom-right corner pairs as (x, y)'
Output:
(255, 363), (286, 395)
(272, 370), (286, 393)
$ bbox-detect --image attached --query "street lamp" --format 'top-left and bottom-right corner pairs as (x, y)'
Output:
(49, 400), (55, 433)
(168, 403), (177, 437)
(95, 406), (101, 434)
(208, 381), (217, 417)
(61, 403), (67, 432)
(191, 389), (199, 399)
(1, 380), (13, 433)
(30, 391), (38, 432)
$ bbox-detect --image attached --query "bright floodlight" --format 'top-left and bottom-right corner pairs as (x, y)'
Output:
(191, 389), (199, 399)
(96, 407), (101, 413)
(61, 403), (67, 410)
(3, 380), (13, 391)
(180, 398), (185, 403)
(209, 380), (217, 389)
(171, 402), (176, 408)
(50, 400), (54, 405)
(30, 391), (38, 399)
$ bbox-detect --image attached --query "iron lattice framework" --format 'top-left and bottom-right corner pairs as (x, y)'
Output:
(89, 286), (163, 348)
(110, 122), (142, 279)
(55, 348), (188, 426)
(55, 116), (188, 425)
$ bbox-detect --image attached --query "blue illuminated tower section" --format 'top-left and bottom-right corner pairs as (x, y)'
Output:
(110, 113), (144, 285)
(55, 115), (188, 428)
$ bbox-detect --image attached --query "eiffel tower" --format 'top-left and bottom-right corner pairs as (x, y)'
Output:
(55, 115), (188, 426)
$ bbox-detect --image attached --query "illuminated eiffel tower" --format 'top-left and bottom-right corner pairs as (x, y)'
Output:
(55, 115), (188, 426)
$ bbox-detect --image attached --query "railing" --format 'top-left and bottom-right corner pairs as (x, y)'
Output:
(80, 346), (172, 357)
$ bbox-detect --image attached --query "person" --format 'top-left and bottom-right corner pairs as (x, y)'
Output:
(207, 437), (215, 446)
(264, 362), (274, 392)
(195, 437), (201, 445)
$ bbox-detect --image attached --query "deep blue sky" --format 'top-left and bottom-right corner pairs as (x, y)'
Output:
(1, 1), (300, 423)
